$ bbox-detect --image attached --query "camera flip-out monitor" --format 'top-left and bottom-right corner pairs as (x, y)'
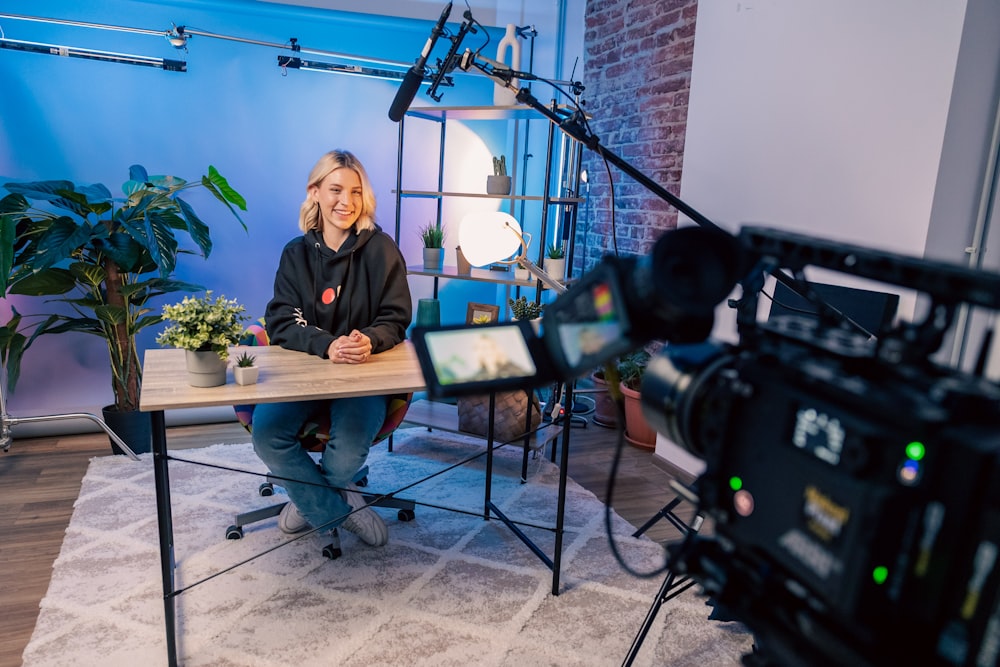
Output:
(540, 261), (635, 378)
(411, 319), (558, 398)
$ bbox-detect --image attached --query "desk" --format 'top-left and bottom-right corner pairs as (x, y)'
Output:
(140, 342), (572, 666)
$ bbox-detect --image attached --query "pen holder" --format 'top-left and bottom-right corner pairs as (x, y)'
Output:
(486, 174), (512, 195)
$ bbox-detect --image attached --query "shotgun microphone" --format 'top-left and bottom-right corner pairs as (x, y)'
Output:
(388, 2), (452, 122)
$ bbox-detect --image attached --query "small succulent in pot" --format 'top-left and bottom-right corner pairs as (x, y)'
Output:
(234, 351), (256, 368)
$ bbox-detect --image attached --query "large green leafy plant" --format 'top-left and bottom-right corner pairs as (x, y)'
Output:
(0, 165), (247, 412)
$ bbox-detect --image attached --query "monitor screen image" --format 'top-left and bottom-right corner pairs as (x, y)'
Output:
(422, 324), (538, 386)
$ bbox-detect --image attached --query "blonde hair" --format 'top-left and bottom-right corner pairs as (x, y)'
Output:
(298, 150), (377, 234)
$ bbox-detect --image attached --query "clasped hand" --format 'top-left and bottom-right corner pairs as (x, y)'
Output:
(328, 330), (372, 364)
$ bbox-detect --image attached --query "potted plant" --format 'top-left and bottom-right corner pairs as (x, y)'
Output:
(419, 222), (445, 271)
(588, 364), (619, 429)
(156, 292), (249, 387)
(617, 348), (656, 449)
(232, 350), (259, 386)
(0, 164), (246, 452)
(543, 243), (566, 281)
(509, 296), (543, 334)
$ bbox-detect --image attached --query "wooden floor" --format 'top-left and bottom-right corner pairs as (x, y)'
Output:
(0, 414), (698, 667)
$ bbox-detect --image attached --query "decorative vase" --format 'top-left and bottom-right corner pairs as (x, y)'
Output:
(234, 366), (259, 386)
(456, 246), (472, 274)
(543, 257), (566, 281)
(184, 349), (227, 387)
(416, 298), (441, 327)
(102, 405), (152, 455)
(422, 247), (444, 271)
(621, 384), (656, 450)
(494, 23), (521, 106)
(514, 266), (531, 282)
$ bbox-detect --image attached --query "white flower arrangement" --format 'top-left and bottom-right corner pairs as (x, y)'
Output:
(156, 292), (248, 361)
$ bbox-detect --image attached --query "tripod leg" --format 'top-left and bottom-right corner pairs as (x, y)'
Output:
(632, 496), (684, 538)
(622, 569), (700, 666)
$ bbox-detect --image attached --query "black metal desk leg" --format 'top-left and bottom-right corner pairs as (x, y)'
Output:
(483, 392), (496, 520)
(551, 385), (572, 595)
(151, 410), (178, 667)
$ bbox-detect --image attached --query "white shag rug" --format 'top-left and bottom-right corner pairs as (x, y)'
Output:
(22, 427), (752, 666)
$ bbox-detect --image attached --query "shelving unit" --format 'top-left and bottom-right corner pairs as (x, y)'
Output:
(394, 105), (583, 594)
(393, 103), (585, 310)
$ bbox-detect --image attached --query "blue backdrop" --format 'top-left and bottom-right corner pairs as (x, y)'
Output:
(0, 0), (556, 430)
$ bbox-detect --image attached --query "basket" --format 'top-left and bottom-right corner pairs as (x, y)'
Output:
(457, 390), (541, 443)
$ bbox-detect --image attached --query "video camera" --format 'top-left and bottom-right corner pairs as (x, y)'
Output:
(412, 224), (1000, 666)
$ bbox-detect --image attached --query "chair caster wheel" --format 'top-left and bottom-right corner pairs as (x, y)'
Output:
(226, 525), (244, 540)
(322, 544), (342, 559)
(356, 476), (368, 487)
(259, 482), (274, 497)
(398, 509), (415, 522)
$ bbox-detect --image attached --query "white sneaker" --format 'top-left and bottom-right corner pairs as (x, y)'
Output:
(278, 500), (310, 534)
(340, 484), (388, 547)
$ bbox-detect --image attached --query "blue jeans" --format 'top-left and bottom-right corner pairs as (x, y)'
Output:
(251, 394), (389, 530)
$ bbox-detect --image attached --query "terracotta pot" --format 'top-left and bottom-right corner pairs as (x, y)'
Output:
(621, 384), (656, 450)
(589, 371), (618, 428)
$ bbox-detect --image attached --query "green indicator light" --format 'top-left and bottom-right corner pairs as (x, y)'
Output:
(872, 566), (889, 585)
(729, 476), (743, 491)
(906, 442), (926, 461)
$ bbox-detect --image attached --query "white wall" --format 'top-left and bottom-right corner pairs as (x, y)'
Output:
(659, 0), (1000, 476)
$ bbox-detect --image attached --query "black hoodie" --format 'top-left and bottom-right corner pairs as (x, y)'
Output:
(264, 226), (412, 359)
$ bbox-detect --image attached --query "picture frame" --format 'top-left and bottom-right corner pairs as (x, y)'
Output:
(466, 302), (500, 325)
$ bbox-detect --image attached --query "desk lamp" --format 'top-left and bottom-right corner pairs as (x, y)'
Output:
(458, 211), (566, 295)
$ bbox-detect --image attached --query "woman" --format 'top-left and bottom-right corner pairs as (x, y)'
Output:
(252, 149), (412, 547)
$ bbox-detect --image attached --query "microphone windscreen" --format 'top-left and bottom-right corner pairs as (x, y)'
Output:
(388, 68), (424, 122)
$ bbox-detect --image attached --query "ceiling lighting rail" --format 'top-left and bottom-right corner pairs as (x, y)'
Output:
(0, 37), (185, 71)
(0, 12), (425, 80)
(167, 25), (412, 70)
(277, 55), (404, 80)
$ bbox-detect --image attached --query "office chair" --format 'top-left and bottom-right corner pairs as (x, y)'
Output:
(224, 323), (415, 559)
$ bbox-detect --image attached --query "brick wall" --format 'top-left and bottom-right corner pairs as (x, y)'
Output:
(574, 0), (698, 273)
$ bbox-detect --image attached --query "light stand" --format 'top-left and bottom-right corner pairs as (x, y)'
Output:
(0, 373), (140, 459)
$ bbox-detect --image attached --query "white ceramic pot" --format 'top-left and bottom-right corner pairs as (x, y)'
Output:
(543, 257), (566, 281)
(234, 365), (259, 386)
